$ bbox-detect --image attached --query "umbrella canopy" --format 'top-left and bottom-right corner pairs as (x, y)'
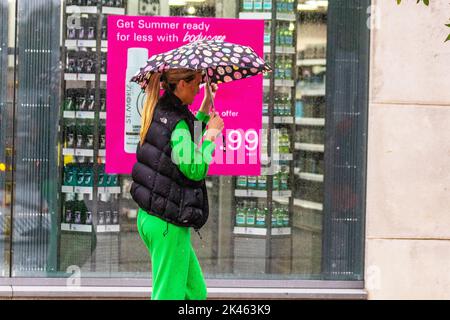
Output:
(130, 39), (271, 90)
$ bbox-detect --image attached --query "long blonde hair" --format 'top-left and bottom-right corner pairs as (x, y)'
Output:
(139, 68), (200, 146)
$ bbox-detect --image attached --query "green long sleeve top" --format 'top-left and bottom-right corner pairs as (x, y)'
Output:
(170, 111), (216, 181)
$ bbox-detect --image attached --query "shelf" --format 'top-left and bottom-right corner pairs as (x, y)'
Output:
(101, 7), (125, 15)
(264, 79), (295, 87)
(64, 73), (107, 82)
(294, 143), (324, 152)
(261, 153), (293, 161)
(295, 117), (325, 126)
(234, 189), (292, 198)
(264, 46), (296, 54)
(297, 87), (326, 97)
(233, 226), (292, 236)
(65, 39), (107, 48)
(295, 172), (324, 182)
(62, 186), (121, 194)
(239, 12), (296, 21)
(65, 40), (97, 48)
(66, 6), (97, 14)
(262, 116), (294, 124)
(98, 186), (121, 194)
(65, 6), (125, 15)
(63, 148), (106, 157)
(96, 224), (120, 233)
(272, 197), (323, 211)
(63, 111), (106, 119)
(61, 223), (92, 233)
(297, 59), (326, 66)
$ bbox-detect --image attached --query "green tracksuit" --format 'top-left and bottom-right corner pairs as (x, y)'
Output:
(137, 111), (214, 300)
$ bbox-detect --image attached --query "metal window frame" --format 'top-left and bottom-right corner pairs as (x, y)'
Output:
(0, 277), (366, 299)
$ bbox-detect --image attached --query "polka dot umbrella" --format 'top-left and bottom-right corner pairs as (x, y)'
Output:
(130, 39), (272, 153)
(130, 39), (272, 89)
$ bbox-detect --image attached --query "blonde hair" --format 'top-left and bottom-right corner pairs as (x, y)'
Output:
(139, 68), (200, 146)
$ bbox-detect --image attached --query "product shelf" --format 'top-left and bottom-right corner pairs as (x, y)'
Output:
(66, 5), (97, 14)
(62, 148), (106, 157)
(297, 87), (326, 97)
(262, 116), (294, 124)
(295, 171), (324, 182)
(295, 117), (325, 126)
(263, 79), (295, 87)
(264, 46), (296, 54)
(62, 186), (121, 194)
(261, 153), (293, 161)
(63, 111), (106, 119)
(65, 40), (108, 48)
(64, 73), (107, 82)
(233, 226), (292, 236)
(238, 12), (296, 22)
(234, 189), (292, 198)
(61, 223), (93, 233)
(297, 59), (327, 66)
(95, 224), (121, 233)
(274, 197), (323, 211)
(294, 143), (324, 152)
(101, 7), (125, 15)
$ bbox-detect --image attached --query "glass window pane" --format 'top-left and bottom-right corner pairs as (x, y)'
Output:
(0, 0), (13, 277)
(8, 0), (367, 282)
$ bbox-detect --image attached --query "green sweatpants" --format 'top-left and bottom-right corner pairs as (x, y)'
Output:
(137, 208), (207, 300)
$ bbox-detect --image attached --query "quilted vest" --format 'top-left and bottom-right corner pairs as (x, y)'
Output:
(130, 91), (209, 230)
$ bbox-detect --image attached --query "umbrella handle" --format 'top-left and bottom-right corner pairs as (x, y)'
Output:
(205, 75), (226, 153)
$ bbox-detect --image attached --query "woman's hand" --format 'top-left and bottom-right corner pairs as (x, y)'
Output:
(199, 83), (218, 114)
(205, 112), (224, 142)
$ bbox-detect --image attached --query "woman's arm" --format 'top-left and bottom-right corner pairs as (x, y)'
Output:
(171, 119), (215, 181)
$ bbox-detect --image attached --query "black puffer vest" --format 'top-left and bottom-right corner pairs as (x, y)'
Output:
(130, 91), (209, 230)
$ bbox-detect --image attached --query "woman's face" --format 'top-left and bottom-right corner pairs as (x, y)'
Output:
(178, 72), (202, 105)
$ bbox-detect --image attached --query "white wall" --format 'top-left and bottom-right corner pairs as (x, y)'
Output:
(366, 0), (450, 299)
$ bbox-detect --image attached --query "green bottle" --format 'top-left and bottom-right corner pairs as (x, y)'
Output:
(280, 170), (289, 190)
(263, 0), (272, 11)
(273, 172), (279, 190)
(285, 57), (292, 80)
(243, 0), (253, 11)
(74, 201), (82, 224)
(282, 207), (290, 227)
(253, 0), (262, 12)
(264, 21), (271, 44)
(84, 167), (93, 186)
(64, 97), (74, 111)
(271, 205), (277, 227)
(255, 204), (266, 227)
(276, 207), (284, 227)
(246, 201), (256, 227)
(287, 0), (294, 12)
(76, 165), (84, 187)
(64, 200), (73, 223)
(247, 176), (257, 189)
(236, 176), (247, 189)
(236, 202), (246, 227)
(257, 175), (267, 190)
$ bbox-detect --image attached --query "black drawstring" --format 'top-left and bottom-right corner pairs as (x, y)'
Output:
(194, 228), (203, 240)
(163, 222), (169, 237)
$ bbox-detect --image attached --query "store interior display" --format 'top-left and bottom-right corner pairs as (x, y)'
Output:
(235, 0), (298, 275)
(55, 0), (328, 276)
(58, 0), (126, 273)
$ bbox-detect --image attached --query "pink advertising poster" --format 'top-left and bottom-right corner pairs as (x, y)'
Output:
(106, 16), (264, 175)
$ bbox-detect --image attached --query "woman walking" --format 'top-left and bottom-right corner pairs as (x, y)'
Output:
(130, 68), (224, 300)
